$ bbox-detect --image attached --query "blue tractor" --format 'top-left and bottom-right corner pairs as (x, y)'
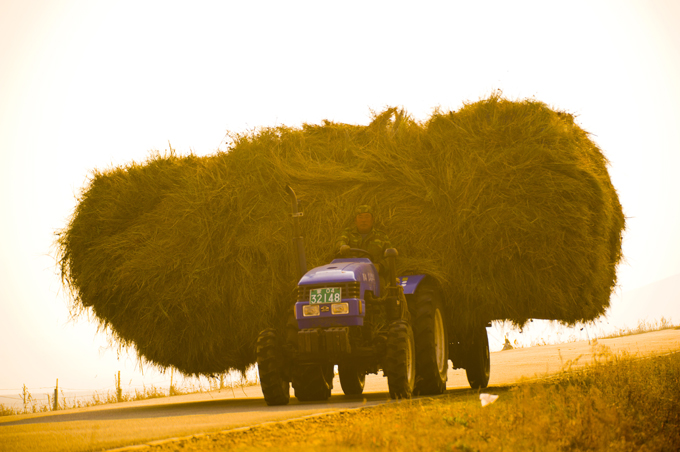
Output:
(256, 187), (490, 405)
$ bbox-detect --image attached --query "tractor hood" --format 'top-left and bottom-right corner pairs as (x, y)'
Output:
(298, 258), (378, 286)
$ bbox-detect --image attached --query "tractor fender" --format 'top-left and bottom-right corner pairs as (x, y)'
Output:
(396, 274), (428, 295)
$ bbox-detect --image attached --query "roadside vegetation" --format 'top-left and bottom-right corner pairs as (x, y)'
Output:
(0, 384), (183, 417)
(600, 317), (679, 339)
(0, 371), (258, 417)
(493, 317), (678, 350)
(150, 347), (680, 452)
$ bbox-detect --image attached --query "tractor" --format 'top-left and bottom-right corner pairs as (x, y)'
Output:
(256, 187), (490, 405)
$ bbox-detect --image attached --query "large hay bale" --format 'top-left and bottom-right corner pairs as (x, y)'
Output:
(57, 94), (624, 376)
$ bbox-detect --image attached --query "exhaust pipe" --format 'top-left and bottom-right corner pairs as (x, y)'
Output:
(285, 186), (307, 279)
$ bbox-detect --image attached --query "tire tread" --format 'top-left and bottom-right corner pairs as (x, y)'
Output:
(256, 328), (290, 406)
(384, 320), (415, 399)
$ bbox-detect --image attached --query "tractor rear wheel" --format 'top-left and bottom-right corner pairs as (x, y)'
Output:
(384, 320), (416, 399)
(338, 362), (365, 396)
(256, 328), (290, 406)
(411, 286), (449, 395)
(465, 325), (490, 389)
(292, 363), (333, 402)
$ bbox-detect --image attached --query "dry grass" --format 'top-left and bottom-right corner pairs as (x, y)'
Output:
(56, 93), (625, 376)
(0, 384), (175, 417)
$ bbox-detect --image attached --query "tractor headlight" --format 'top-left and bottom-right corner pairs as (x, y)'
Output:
(302, 304), (320, 316)
(331, 302), (349, 315)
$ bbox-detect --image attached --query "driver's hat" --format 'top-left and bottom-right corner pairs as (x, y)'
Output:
(355, 205), (372, 216)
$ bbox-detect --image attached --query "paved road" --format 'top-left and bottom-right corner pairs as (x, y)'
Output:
(1, 329), (678, 452)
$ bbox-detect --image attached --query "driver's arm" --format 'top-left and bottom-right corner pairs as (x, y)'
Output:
(335, 228), (352, 254)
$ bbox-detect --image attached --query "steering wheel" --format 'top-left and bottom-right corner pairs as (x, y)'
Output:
(336, 248), (373, 259)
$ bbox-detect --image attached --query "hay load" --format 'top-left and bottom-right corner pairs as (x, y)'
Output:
(57, 94), (624, 376)
(422, 98), (624, 323)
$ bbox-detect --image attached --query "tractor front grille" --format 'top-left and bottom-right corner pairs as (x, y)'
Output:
(297, 281), (361, 302)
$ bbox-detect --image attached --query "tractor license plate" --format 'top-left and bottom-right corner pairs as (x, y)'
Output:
(309, 287), (342, 304)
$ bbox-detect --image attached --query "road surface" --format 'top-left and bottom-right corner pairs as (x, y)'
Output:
(1, 329), (678, 452)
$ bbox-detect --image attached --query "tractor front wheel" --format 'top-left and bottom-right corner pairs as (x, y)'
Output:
(292, 363), (333, 402)
(465, 325), (490, 389)
(256, 328), (290, 406)
(384, 320), (416, 399)
(338, 362), (366, 396)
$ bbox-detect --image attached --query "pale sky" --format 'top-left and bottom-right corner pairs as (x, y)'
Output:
(1, 1), (679, 396)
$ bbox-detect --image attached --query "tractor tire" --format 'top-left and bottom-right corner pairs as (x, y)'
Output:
(465, 325), (490, 389)
(256, 328), (290, 406)
(384, 320), (416, 399)
(338, 363), (366, 396)
(411, 286), (449, 395)
(292, 363), (333, 402)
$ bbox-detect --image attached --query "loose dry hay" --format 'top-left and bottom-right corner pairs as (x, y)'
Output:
(56, 94), (624, 376)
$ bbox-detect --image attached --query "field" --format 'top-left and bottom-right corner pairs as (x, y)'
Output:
(148, 348), (680, 452)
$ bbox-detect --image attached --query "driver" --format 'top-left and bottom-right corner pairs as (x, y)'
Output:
(336, 205), (392, 273)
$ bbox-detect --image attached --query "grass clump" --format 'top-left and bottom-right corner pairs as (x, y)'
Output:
(150, 351), (680, 452)
(56, 93), (624, 376)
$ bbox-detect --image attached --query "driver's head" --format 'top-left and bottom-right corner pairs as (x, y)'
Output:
(355, 205), (374, 234)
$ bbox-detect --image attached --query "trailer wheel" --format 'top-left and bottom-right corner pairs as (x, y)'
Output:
(411, 286), (449, 395)
(256, 328), (290, 406)
(465, 325), (490, 389)
(384, 320), (416, 399)
(292, 363), (333, 402)
(338, 363), (365, 396)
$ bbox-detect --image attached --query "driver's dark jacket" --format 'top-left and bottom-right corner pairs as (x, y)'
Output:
(335, 227), (392, 267)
